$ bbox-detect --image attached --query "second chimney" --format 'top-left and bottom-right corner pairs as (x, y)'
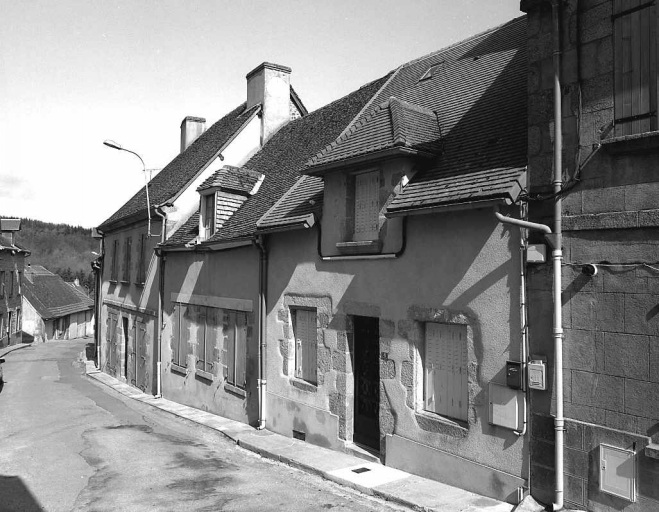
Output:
(246, 62), (292, 144)
(180, 116), (207, 153)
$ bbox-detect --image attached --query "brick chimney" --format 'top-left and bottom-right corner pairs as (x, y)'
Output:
(180, 116), (207, 153)
(246, 62), (292, 144)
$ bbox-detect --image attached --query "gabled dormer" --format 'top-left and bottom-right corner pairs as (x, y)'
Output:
(196, 165), (264, 242)
(303, 97), (443, 256)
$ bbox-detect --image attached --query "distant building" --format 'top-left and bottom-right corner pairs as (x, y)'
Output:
(0, 219), (29, 348)
(21, 265), (94, 342)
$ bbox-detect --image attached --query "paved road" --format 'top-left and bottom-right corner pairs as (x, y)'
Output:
(0, 339), (404, 512)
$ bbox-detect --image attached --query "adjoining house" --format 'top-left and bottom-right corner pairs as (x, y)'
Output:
(520, 1), (659, 510)
(96, 62), (307, 394)
(21, 265), (94, 342)
(156, 16), (530, 504)
(0, 219), (29, 347)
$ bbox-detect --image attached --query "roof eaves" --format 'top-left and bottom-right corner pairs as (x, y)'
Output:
(304, 146), (436, 176)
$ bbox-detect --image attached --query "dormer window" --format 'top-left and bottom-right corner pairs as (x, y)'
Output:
(202, 192), (216, 239)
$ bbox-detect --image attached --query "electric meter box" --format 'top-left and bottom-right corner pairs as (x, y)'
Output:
(506, 361), (523, 389)
(528, 359), (547, 390)
(526, 244), (547, 263)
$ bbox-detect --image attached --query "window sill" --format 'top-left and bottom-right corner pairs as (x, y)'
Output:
(134, 281), (145, 287)
(120, 280), (130, 285)
(602, 130), (659, 154)
(336, 239), (382, 255)
(414, 410), (468, 438)
(290, 378), (318, 393)
(195, 370), (214, 382)
(224, 382), (246, 398)
(171, 363), (187, 376)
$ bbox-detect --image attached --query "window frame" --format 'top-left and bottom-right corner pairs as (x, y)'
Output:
(225, 310), (247, 389)
(292, 307), (318, 385)
(203, 193), (216, 240)
(352, 169), (381, 242)
(423, 322), (469, 423)
(612, 1), (658, 136)
(110, 239), (119, 282)
(9, 271), (14, 297)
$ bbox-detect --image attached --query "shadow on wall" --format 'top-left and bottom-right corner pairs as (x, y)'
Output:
(0, 475), (45, 512)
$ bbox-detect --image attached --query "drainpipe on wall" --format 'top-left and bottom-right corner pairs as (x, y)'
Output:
(153, 204), (169, 398)
(254, 235), (268, 430)
(94, 230), (105, 369)
(550, 1), (565, 508)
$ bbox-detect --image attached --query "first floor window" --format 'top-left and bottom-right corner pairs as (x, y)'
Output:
(353, 170), (380, 241)
(225, 310), (247, 388)
(0, 271), (5, 298)
(292, 308), (317, 384)
(9, 271), (14, 297)
(171, 303), (189, 368)
(122, 237), (132, 283)
(136, 234), (146, 285)
(424, 322), (468, 422)
(110, 239), (119, 282)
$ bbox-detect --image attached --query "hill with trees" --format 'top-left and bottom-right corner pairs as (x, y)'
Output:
(3, 218), (98, 294)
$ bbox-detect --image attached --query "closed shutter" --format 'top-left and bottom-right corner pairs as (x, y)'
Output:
(425, 323), (468, 421)
(226, 311), (236, 384)
(205, 307), (220, 374)
(137, 234), (146, 284)
(235, 312), (247, 388)
(171, 303), (180, 365)
(192, 305), (206, 371)
(354, 171), (380, 241)
(295, 309), (317, 383)
(613, 1), (658, 135)
(123, 237), (132, 282)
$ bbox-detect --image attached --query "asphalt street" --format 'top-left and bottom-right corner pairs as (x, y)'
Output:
(0, 339), (405, 512)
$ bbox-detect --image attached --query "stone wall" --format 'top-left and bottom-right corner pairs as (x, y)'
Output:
(523, 0), (659, 509)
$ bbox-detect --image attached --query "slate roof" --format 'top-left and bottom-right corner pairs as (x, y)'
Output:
(197, 166), (264, 196)
(256, 175), (323, 232)
(22, 265), (94, 320)
(163, 73), (391, 247)
(306, 16), (528, 211)
(387, 167), (526, 214)
(98, 102), (261, 231)
(306, 96), (442, 170)
(258, 16), (528, 230)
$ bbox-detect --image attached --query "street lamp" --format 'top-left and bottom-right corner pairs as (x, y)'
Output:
(103, 140), (154, 237)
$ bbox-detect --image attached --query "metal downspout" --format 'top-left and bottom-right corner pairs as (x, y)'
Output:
(551, 1), (565, 509)
(154, 205), (168, 398)
(254, 235), (268, 430)
(95, 232), (105, 369)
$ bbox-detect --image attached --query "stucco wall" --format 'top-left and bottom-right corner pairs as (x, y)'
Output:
(99, 219), (160, 393)
(265, 206), (527, 502)
(161, 245), (260, 425)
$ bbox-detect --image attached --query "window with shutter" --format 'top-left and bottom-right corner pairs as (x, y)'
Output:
(424, 322), (468, 422)
(224, 310), (247, 388)
(122, 237), (132, 282)
(203, 193), (215, 240)
(0, 271), (4, 298)
(294, 308), (318, 384)
(136, 234), (146, 285)
(110, 240), (119, 282)
(613, 0), (658, 136)
(9, 271), (13, 297)
(354, 171), (380, 241)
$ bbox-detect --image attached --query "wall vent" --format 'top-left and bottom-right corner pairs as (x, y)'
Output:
(292, 429), (306, 441)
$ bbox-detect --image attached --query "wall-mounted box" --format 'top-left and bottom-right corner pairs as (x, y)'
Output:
(506, 361), (523, 390)
(600, 444), (636, 502)
(528, 359), (546, 390)
(526, 244), (546, 263)
(489, 383), (523, 430)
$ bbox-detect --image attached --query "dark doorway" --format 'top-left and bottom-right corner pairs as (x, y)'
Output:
(353, 315), (380, 452)
(122, 317), (129, 381)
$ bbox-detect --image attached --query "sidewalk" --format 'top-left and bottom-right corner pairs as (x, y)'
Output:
(84, 360), (515, 512)
(0, 342), (33, 358)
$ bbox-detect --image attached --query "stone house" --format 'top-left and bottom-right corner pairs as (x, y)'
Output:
(0, 219), (29, 347)
(21, 265), (94, 342)
(521, 0), (659, 510)
(96, 63), (306, 393)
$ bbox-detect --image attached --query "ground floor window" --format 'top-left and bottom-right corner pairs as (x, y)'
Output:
(424, 322), (468, 422)
(171, 303), (247, 386)
(292, 308), (317, 384)
(224, 310), (247, 388)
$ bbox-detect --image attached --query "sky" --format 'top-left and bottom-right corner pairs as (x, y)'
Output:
(0, 1), (523, 229)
